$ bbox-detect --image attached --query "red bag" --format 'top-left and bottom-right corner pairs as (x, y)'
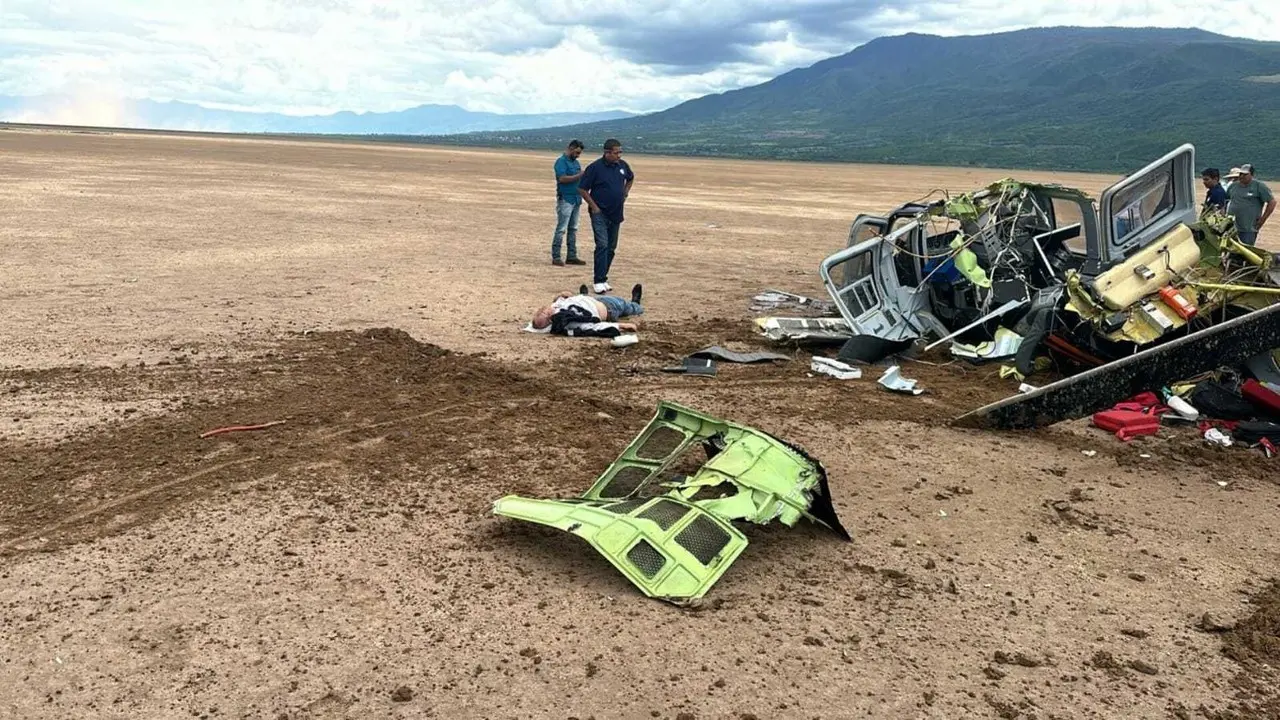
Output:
(1242, 379), (1280, 419)
(1092, 410), (1161, 441)
(1127, 392), (1162, 408)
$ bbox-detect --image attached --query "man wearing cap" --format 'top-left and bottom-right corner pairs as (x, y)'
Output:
(1201, 168), (1228, 213)
(1224, 166), (1242, 194)
(1225, 164), (1277, 246)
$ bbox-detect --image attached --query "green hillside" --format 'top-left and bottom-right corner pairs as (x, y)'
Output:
(398, 27), (1280, 173)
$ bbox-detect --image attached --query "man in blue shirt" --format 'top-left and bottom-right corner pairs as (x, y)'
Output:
(1201, 167), (1228, 213)
(551, 140), (586, 266)
(579, 138), (635, 294)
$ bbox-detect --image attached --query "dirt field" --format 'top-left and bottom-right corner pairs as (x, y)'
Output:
(1, 127), (1278, 720)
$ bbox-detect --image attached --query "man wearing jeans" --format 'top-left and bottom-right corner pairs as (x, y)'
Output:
(579, 138), (635, 294)
(1225, 163), (1276, 247)
(551, 140), (586, 266)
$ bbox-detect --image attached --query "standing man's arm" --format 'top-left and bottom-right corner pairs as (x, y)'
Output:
(579, 163), (601, 213)
(624, 161), (634, 198)
(1261, 198), (1277, 229)
(555, 157), (582, 183)
(1258, 183), (1276, 229)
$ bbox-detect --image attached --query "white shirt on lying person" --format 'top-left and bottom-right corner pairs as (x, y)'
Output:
(548, 295), (622, 337)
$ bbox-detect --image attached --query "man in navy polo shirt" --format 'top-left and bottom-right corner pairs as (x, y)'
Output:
(1201, 167), (1228, 213)
(579, 138), (635, 294)
(551, 139), (586, 266)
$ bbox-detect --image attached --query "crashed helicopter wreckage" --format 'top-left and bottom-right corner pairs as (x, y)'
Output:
(492, 402), (849, 605)
(773, 143), (1280, 428)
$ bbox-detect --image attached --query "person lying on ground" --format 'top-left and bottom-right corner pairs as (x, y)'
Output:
(530, 284), (644, 337)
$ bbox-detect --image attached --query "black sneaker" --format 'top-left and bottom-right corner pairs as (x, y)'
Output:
(631, 284), (643, 304)
(566, 257), (586, 266)
(579, 284), (589, 296)
(552, 258), (565, 267)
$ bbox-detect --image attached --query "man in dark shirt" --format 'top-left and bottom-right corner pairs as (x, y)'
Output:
(1201, 167), (1228, 213)
(579, 138), (635, 294)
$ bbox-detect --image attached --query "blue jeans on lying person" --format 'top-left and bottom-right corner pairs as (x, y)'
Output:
(598, 294), (643, 322)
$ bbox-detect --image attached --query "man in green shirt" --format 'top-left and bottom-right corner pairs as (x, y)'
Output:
(1225, 163), (1277, 246)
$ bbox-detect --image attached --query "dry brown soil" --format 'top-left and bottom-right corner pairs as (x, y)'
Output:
(1, 127), (1278, 720)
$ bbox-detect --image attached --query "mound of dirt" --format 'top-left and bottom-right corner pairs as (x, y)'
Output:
(0, 329), (645, 555)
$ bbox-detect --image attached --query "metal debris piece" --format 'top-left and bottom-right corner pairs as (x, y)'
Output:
(750, 289), (837, 316)
(878, 365), (924, 395)
(926, 301), (1028, 352)
(755, 316), (853, 345)
(688, 346), (791, 364)
(811, 357), (862, 380)
(956, 302), (1280, 429)
(492, 402), (849, 605)
(1246, 350), (1280, 387)
(816, 142), (1280, 422)
(950, 327), (1025, 362)
(662, 357), (717, 376)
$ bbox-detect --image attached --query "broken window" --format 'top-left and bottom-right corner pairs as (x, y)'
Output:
(1050, 197), (1088, 255)
(1109, 162), (1175, 249)
(598, 466), (654, 498)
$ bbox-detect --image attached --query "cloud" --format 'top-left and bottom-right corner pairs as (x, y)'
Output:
(1, 0), (1277, 118)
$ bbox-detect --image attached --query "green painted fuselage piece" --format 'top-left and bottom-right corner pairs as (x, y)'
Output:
(493, 401), (849, 604)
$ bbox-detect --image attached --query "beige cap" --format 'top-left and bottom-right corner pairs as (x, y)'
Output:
(1224, 167), (1244, 179)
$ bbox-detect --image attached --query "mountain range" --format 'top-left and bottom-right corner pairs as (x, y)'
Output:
(0, 95), (634, 135)
(419, 27), (1280, 173)
(4, 27), (1278, 173)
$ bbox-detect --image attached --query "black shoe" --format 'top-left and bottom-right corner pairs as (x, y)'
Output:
(566, 257), (586, 266)
(631, 283), (643, 304)
(579, 284), (590, 296)
(552, 258), (565, 267)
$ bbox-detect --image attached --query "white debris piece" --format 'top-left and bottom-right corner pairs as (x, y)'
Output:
(810, 357), (862, 380)
(755, 316), (853, 343)
(878, 365), (924, 395)
(611, 334), (639, 348)
(1204, 428), (1233, 447)
(950, 327), (1024, 361)
(1166, 396), (1199, 421)
(1018, 383), (1037, 394)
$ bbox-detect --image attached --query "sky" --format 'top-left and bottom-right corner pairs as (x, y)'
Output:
(2, 0), (1278, 117)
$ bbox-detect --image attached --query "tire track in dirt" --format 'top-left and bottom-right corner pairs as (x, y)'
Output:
(0, 455), (263, 552)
